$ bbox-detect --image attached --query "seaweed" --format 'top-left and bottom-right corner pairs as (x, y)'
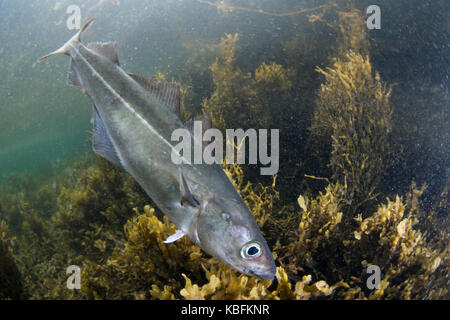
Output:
(0, 220), (25, 299)
(351, 193), (448, 299)
(180, 265), (341, 300)
(52, 156), (150, 261)
(310, 52), (393, 211)
(277, 180), (448, 300)
(197, 33), (296, 131)
(0, 149), (447, 300)
(199, 32), (308, 194)
(80, 205), (205, 299)
(308, 1), (369, 59)
(202, 33), (255, 131)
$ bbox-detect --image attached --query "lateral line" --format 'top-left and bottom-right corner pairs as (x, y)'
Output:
(70, 44), (191, 165)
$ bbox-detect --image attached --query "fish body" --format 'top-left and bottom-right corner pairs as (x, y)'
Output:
(38, 18), (276, 280)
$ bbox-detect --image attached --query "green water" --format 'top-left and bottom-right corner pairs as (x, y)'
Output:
(0, 0), (190, 177)
(1, 0), (447, 180)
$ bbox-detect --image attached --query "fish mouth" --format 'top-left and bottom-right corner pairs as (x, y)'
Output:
(243, 253), (277, 280)
(246, 266), (276, 281)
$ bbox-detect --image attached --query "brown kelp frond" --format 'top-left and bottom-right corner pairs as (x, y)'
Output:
(202, 33), (295, 131)
(310, 52), (393, 210)
(280, 181), (449, 300)
(352, 194), (448, 299)
(309, 6), (369, 58)
(180, 265), (340, 300)
(81, 205), (205, 299)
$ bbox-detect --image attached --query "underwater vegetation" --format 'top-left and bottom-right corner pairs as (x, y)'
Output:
(0, 2), (448, 299)
(311, 52), (393, 212)
(1, 154), (447, 299)
(199, 33), (294, 132)
(0, 221), (25, 299)
(281, 182), (448, 299)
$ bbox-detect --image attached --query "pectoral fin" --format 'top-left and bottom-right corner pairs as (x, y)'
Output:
(67, 58), (84, 91)
(92, 104), (123, 168)
(163, 229), (185, 244)
(179, 168), (199, 207)
(189, 200), (208, 246)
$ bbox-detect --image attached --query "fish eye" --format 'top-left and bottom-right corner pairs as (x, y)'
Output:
(240, 241), (262, 260)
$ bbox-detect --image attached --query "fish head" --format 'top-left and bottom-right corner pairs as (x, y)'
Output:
(196, 196), (276, 280)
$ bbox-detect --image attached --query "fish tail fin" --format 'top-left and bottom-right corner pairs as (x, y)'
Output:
(37, 17), (95, 63)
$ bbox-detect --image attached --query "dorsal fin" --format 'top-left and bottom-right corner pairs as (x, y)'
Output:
(92, 104), (123, 168)
(87, 42), (120, 65)
(128, 74), (181, 117)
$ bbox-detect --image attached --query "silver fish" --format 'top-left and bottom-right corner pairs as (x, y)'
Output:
(38, 18), (276, 280)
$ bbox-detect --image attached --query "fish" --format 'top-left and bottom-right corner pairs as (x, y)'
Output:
(37, 18), (276, 280)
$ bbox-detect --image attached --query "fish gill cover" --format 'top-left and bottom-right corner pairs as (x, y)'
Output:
(0, 0), (448, 300)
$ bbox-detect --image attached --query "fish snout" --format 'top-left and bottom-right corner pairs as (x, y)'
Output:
(248, 264), (276, 281)
(246, 253), (276, 281)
